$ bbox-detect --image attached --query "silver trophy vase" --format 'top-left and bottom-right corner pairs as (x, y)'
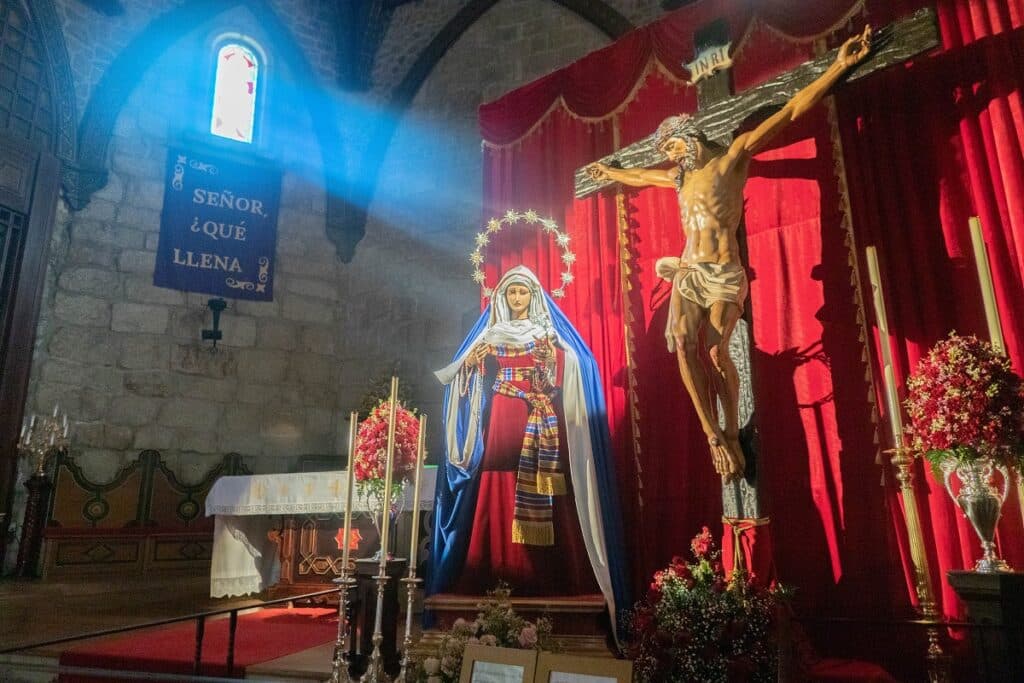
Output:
(942, 456), (1012, 573)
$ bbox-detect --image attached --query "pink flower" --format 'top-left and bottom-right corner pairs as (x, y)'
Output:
(691, 526), (713, 559)
(518, 624), (538, 648)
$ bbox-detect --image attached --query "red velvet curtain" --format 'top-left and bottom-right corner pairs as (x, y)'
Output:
(837, 0), (1024, 619)
(478, 0), (1024, 624)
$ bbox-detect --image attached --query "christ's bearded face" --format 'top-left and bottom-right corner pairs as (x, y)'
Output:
(660, 135), (700, 171)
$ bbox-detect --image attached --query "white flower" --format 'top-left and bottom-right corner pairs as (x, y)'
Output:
(561, 251), (576, 265)
(472, 270), (486, 284)
(555, 232), (571, 247)
(524, 209), (539, 223)
(475, 232), (490, 247)
(552, 287), (565, 298)
(487, 218), (501, 232)
(504, 209), (518, 222)
(470, 251), (484, 265)
(480, 634), (498, 647)
(561, 272), (574, 284)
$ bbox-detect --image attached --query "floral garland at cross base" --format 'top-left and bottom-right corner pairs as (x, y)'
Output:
(413, 583), (555, 683)
(904, 332), (1024, 475)
(354, 400), (421, 508)
(626, 527), (789, 683)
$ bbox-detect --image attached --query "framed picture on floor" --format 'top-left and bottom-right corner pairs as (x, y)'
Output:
(459, 645), (538, 683)
(534, 652), (633, 683)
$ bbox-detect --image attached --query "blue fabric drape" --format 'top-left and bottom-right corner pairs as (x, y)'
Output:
(426, 293), (632, 633)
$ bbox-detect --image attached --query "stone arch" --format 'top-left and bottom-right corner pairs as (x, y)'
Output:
(68, 0), (359, 258)
(392, 0), (632, 110)
(339, 0), (635, 254)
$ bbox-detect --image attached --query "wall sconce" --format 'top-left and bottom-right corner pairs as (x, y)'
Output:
(202, 298), (227, 349)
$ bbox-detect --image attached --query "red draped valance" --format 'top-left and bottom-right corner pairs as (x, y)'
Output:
(480, 0), (868, 145)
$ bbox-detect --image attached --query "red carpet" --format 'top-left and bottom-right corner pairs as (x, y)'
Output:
(58, 607), (337, 681)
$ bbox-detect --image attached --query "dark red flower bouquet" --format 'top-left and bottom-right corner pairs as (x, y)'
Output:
(626, 527), (788, 683)
(354, 400), (421, 507)
(904, 333), (1024, 474)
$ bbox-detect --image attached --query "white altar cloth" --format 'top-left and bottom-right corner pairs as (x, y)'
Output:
(205, 468), (436, 598)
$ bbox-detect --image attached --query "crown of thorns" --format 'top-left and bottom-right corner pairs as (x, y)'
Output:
(654, 114), (706, 149)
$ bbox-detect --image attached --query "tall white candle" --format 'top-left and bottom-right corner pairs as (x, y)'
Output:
(341, 411), (359, 573)
(377, 377), (399, 574)
(968, 217), (1006, 355)
(407, 415), (427, 569)
(865, 246), (905, 449)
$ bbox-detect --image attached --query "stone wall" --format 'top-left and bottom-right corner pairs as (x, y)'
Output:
(7, 0), (668, 569)
(25, 2), (344, 497)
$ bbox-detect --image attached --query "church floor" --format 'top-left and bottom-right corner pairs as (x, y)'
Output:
(0, 573), (262, 653)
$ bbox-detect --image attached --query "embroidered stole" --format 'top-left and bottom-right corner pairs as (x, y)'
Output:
(490, 342), (565, 546)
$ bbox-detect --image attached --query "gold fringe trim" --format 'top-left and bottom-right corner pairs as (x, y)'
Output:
(535, 471), (566, 496)
(483, 3), (866, 151)
(613, 131), (644, 510)
(512, 519), (554, 546)
(733, 1), (867, 60)
(822, 78), (884, 480)
(482, 55), (691, 150)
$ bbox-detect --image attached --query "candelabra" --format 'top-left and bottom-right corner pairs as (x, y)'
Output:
(394, 573), (423, 683)
(15, 405), (70, 577)
(19, 405), (70, 476)
(330, 570), (358, 683)
(361, 571), (393, 683)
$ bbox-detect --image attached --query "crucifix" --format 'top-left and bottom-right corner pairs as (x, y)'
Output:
(576, 9), (939, 522)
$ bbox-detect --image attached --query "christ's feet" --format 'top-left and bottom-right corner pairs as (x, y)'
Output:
(708, 434), (745, 483)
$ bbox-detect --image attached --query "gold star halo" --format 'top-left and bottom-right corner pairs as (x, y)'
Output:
(470, 210), (576, 299)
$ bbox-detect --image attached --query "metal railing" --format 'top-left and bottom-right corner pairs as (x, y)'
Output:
(0, 587), (340, 678)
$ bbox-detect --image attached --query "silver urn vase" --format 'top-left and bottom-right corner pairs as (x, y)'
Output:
(940, 456), (1012, 573)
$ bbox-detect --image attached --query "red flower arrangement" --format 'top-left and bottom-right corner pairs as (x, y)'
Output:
(904, 333), (1024, 473)
(626, 527), (788, 683)
(354, 400), (422, 506)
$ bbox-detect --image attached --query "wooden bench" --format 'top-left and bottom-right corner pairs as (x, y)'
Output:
(40, 449), (248, 579)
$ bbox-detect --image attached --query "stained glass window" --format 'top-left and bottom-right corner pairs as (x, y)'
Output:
(210, 43), (259, 143)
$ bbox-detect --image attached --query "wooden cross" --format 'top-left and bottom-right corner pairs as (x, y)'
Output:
(573, 8), (939, 198)
(579, 8), (938, 520)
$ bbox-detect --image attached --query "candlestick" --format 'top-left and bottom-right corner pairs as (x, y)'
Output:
(29, 414), (35, 429)
(407, 415), (426, 569)
(968, 217), (1005, 355)
(865, 246), (904, 448)
(341, 411), (358, 571)
(378, 376), (399, 571)
(52, 404), (59, 418)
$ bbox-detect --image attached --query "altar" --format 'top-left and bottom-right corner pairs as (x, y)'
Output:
(205, 468), (435, 598)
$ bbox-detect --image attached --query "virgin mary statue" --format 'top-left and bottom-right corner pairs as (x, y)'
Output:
(428, 265), (630, 635)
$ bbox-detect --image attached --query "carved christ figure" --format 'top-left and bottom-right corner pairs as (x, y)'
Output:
(588, 26), (872, 482)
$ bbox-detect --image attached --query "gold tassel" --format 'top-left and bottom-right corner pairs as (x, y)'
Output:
(512, 519), (554, 546)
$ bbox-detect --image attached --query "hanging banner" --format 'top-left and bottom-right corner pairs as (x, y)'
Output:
(154, 147), (281, 301)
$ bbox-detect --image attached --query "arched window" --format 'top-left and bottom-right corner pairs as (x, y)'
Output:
(210, 42), (259, 143)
